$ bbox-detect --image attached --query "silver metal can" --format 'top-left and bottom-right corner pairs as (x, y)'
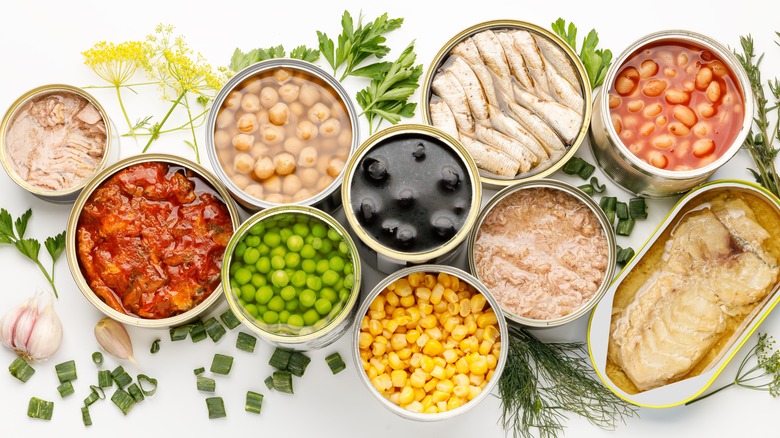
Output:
(589, 30), (754, 198)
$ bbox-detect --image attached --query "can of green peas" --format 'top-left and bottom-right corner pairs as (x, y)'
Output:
(221, 204), (362, 351)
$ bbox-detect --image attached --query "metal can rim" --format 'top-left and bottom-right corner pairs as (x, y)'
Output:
(341, 123), (483, 264)
(468, 178), (617, 328)
(65, 153), (242, 328)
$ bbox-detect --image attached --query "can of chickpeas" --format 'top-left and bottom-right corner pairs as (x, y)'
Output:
(589, 30), (754, 198)
(205, 59), (359, 213)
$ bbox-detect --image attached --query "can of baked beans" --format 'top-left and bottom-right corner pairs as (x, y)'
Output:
(589, 30), (754, 198)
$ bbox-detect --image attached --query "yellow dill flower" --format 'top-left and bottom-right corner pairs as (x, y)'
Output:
(82, 41), (149, 86)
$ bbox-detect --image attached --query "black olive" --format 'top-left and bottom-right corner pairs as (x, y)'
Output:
(452, 198), (468, 215)
(362, 156), (388, 182)
(360, 198), (378, 223)
(431, 215), (456, 239)
(395, 225), (417, 247)
(381, 218), (399, 235)
(412, 142), (426, 160)
(439, 166), (461, 191)
(397, 187), (415, 208)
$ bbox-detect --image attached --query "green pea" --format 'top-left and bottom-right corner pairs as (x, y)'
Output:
(256, 257), (271, 274)
(284, 252), (301, 269)
(320, 287), (338, 304)
(311, 237), (323, 251)
(245, 264), (257, 274)
(299, 289), (317, 308)
(268, 295), (285, 312)
(322, 270), (339, 286)
(303, 309), (320, 326)
(234, 242), (247, 259)
(279, 228), (293, 243)
(248, 222), (265, 236)
(300, 244), (316, 259)
(231, 286), (241, 299)
(287, 235), (304, 252)
(319, 238), (333, 254)
(280, 286), (297, 301)
(292, 222), (310, 237)
(311, 222), (326, 238)
(333, 278), (344, 292)
(316, 259), (330, 275)
(306, 276), (322, 291)
(229, 262), (241, 276)
(271, 270), (289, 288)
(331, 302), (343, 317)
(344, 273), (355, 289)
(251, 273), (267, 288)
(278, 310), (291, 324)
(304, 235), (314, 244)
(264, 219), (277, 229)
(255, 285), (274, 304)
(270, 246), (287, 258)
(329, 256), (345, 272)
(338, 241), (349, 255)
(243, 247), (260, 265)
(301, 259), (316, 274)
(271, 255), (286, 270)
(287, 314), (304, 328)
(234, 268), (252, 286)
(291, 270), (307, 288)
(256, 304), (269, 315)
(327, 228), (342, 242)
(285, 298), (299, 312)
(263, 232), (281, 247)
(314, 297), (332, 316)
(339, 289), (350, 302)
(245, 235), (261, 248)
(244, 303), (258, 317)
(230, 279), (238, 289)
(263, 310), (279, 324)
(257, 243), (270, 256)
(344, 262), (354, 275)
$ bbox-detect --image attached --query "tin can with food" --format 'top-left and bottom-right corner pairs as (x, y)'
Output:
(65, 153), (241, 329)
(0, 84), (119, 203)
(205, 59), (359, 213)
(421, 20), (592, 190)
(468, 178), (616, 328)
(589, 30), (754, 198)
(353, 264), (508, 420)
(587, 179), (780, 408)
(341, 124), (482, 275)
(222, 205), (362, 351)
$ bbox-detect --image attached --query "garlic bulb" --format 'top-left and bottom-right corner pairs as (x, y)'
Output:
(0, 292), (63, 361)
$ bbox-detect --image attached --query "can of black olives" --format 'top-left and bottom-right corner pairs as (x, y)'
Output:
(341, 124), (482, 275)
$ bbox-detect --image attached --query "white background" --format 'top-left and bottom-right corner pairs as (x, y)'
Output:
(1, 0), (779, 436)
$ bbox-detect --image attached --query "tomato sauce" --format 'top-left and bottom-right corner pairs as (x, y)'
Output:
(76, 162), (234, 319)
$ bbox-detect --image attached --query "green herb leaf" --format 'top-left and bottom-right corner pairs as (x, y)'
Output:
(229, 48), (257, 72)
(350, 61), (392, 79)
(14, 238), (40, 262)
(550, 19), (612, 89)
(289, 45), (320, 62)
(324, 11), (404, 81)
(14, 209), (31, 239)
(317, 31), (336, 71)
(44, 231), (66, 263)
(0, 209), (14, 238)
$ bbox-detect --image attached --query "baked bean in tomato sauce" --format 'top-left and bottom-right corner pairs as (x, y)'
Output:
(608, 42), (744, 171)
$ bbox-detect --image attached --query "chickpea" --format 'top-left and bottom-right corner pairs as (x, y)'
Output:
(673, 105), (698, 128)
(665, 89), (690, 105)
(243, 184), (264, 199)
(693, 138), (716, 158)
(289, 101), (305, 117)
(260, 124), (285, 145)
(338, 129), (352, 149)
(319, 118), (341, 137)
(668, 122), (691, 137)
(299, 168), (320, 188)
(695, 67), (713, 90)
(278, 83), (300, 103)
(640, 122), (655, 137)
(273, 68), (292, 85)
(319, 138), (340, 153)
(265, 193), (285, 204)
(297, 146), (318, 167)
(292, 188), (312, 202)
(273, 152), (297, 176)
(241, 94), (261, 112)
(283, 137), (306, 156)
(643, 103), (662, 118)
(260, 87), (279, 109)
(216, 109), (235, 129)
(234, 153), (255, 174)
(214, 130), (232, 149)
(282, 174), (303, 195)
(232, 133), (255, 152)
(316, 155), (331, 174)
(327, 158), (346, 178)
(608, 94), (621, 109)
(262, 174), (282, 193)
(297, 120), (319, 141)
(642, 79), (667, 97)
(232, 173), (252, 190)
(611, 115), (622, 134)
(639, 60), (659, 78)
(250, 142), (269, 159)
(237, 113), (259, 133)
(256, 110), (270, 125)
(627, 100), (644, 112)
(243, 77), (263, 94)
(706, 82), (722, 103)
(308, 102), (331, 124)
(253, 156), (275, 180)
(224, 91), (243, 109)
(299, 83), (320, 107)
(269, 102), (290, 126)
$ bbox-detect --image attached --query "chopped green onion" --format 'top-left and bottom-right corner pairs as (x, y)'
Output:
(98, 370), (113, 388)
(577, 184), (594, 195)
(210, 354), (234, 375)
(111, 366), (132, 388)
(9, 357), (35, 382)
(220, 308), (241, 330)
(287, 352), (311, 377)
(578, 162), (595, 179)
(325, 352), (346, 374)
(55, 360), (77, 383)
(616, 218), (636, 236)
(272, 371), (294, 394)
(245, 391), (264, 414)
(629, 197), (647, 219)
(128, 383), (145, 403)
(616, 202), (629, 220)
(264, 375), (275, 390)
(236, 332), (257, 353)
(206, 396), (226, 419)
(57, 381), (74, 398)
(111, 388), (136, 415)
(81, 406), (92, 427)
(269, 347), (292, 370)
(194, 367), (205, 376)
(92, 352), (103, 366)
(616, 246), (636, 266)
(590, 177), (606, 193)
(599, 196), (617, 213)
(137, 374), (158, 396)
(169, 324), (192, 341)
(197, 376), (216, 392)
(204, 317), (227, 343)
(605, 210), (615, 227)
(150, 338), (161, 354)
(27, 397), (54, 420)
(189, 320), (207, 343)
(83, 386), (104, 407)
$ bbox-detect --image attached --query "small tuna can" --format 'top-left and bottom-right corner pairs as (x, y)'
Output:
(590, 30), (754, 198)
(353, 264), (508, 420)
(421, 20), (592, 190)
(65, 153), (241, 329)
(0, 84), (119, 203)
(588, 179), (780, 407)
(222, 205), (362, 351)
(341, 124), (482, 274)
(468, 179), (616, 328)
(206, 59), (359, 214)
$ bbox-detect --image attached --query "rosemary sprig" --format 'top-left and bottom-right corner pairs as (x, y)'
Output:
(500, 327), (637, 438)
(733, 34), (780, 198)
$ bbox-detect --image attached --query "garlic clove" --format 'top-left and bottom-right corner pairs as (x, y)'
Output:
(26, 296), (63, 361)
(12, 296), (39, 352)
(94, 317), (137, 365)
(0, 296), (34, 350)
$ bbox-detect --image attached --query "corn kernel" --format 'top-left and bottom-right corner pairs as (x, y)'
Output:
(360, 315), (370, 330)
(451, 325), (468, 342)
(399, 295), (416, 308)
(442, 349), (460, 364)
(391, 307), (406, 319)
(372, 342), (386, 356)
(492, 341), (502, 356)
(443, 316), (460, 333)
(397, 347), (412, 360)
(391, 333), (408, 350)
(415, 287), (432, 301)
(384, 319), (399, 334)
(420, 356), (435, 373)
(453, 373), (469, 387)
(394, 278), (412, 296)
(410, 352), (423, 367)
(388, 352), (405, 370)
(424, 405), (439, 414)
(405, 401), (423, 412)
(367, 366), (378, 380)
(370, 357), (386, 373)
(369, 309), (386, 320)
(486, 369), (495, 382)
(447, 301), (460, 316)
(421, 394), (434, 410)
(371, 373), (392, 392)
(465, 314), (477, 334)
(410, 371), (427, 388)
(433, 300), (448, 314)
(408, 272), (425, 287)
(425, 327), (443, 341)
(470, 294), (486, 312)
(395, 315), (411, 326)
(477, 310), (498, 328)
(437, 401), (448, 412)
(453, 384), (469, 398)
(405, 329), (421, 345)
(460, 336), (479, 354)
(391, 369), (408, 388)
(385, 291), (400, 307)
(469, 356), (488, 375)
(431, 365), (447, 380)
(414, 387), (426, 402)
(469, 372), (485, 386)
(368, 319), (383, 336)
(436, 379), (454, 393)
(423, 339), (443, 356)
(445, 364), (457, 378)
(437, 273), (451, 288)
(457, 290), (471, 301)
(400, 386), (415, 404)
(432, 357), (446, 368)
(389, 392), (401, 405)
(418, 301), (433, 316)
(443, 338), (459, 350)
(459, 298), (471, 317)
(359, 332), (374, 349)
(443, 288), (458, 304)
(424, 274), (437, 289)
(468, 385), (481, 400)
(479, 340), (494, 356)
(406, 307), (421, 324)
(450, 276), (460, 291)
(447, 397), (463, 410)
(474, 328), (484, 341)
(456, 357), (470, 374)
(423, 378), (439, 393)
(486, 353), (498, 370)
(432, 390), (450, 403)
(483, 325), (500, 343)
(416, 333), (430, 348)
(370, 295), (385, 312)
(430, 283), (444, 304)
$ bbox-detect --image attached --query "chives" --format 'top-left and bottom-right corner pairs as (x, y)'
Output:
(84, 386), (104, 407)
(629, 197), (647, 219)
(190, 320), (207, 343)
(272, 371), (294, 394)
(111, 366), (132, 388)
(325, 352), (346, 374)
(287, 352), (311, 377)
(92, 351), (103, 365)
(562, 157), (595, 179)
(264, 375), (275, 390)
(269, 347), (292, 370)
(616, 218), (636, 236)
(138, 374), (158, 396)
(111, 388), (136, 415)
(245, 391), (264, 414)
(197, 376), (216, 392)
(577, 183), (593, 196)
(616, 202), (629, 220)
(57, 381), (75, 398)
(220, 308), (241, 330)
(150, 338), (161, 354)
(9, 357), (35, 382)
(205, 317), (227, 343)
(81, 406), (92, 427)
(27, 397), (54, 420)
(128, 382), (145, 403)
(98, 370), (113, 388)
(236, 332), (257, 353)
(616, 246), (636, 266)
(210, 354), (234, 375)
(194, 367), (205, 376)
(170, 324), (192, 341)
(206, 397), (226, 419)
(55, 360), (77, 383)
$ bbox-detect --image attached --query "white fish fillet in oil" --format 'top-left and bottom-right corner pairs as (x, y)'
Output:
(494, 31), (536, 91)
(510, 30), (552, 96)
(513, 84), (582, 145)
(428, 97), (460, 141)
(445, 56), (489, 122)
(487, 108), (549, 162)
(431, 70), (474, 135)
(471, 30), (513, 97)
(505, 101), (566, 157)
(534, 35), (583, 94)
(451, 38), (500, 106)
(474, 123), (537, 168)
(458, 133), (522, 177)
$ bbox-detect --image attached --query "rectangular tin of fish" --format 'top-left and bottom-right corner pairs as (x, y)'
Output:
(587, 179), (780, 408)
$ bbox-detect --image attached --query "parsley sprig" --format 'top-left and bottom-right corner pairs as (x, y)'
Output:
(551, 18), (613, 89)
(0, 209), (65, 298)
(229, 45), (320, 73)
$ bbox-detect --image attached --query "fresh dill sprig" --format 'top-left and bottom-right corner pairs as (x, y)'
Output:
(500, 327), (637, 438)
